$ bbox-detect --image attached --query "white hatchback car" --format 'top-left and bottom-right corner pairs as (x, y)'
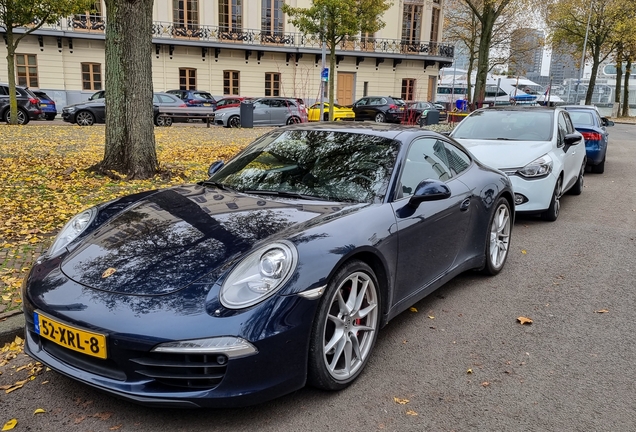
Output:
(450, 106), (586, 221)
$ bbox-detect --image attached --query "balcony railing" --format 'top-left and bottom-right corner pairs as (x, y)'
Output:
(19, 18), (454, 59)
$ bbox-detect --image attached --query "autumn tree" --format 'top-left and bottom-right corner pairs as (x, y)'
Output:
(547, 0), (620, 105)
(97, 0), (157, 179)
(282, 0), (391, 121)
(0, 0), (92, 124)
(609, 0), (636, 116)
(444, 0), (541, 104)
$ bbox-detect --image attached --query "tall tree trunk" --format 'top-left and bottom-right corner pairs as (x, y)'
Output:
(473, 10), (495, 106)
(622, 58), (631, 118)
(613, 51), (622, 117)
(5, 31), (18, 125)
(101, 0), (157, 179)
(584, 41), (602, 105)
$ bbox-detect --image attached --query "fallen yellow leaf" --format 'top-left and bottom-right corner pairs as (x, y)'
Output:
(428, 315), (435, 319)
(517, 316), (533, 325)
(33, 408), (46, 415)
(393, 397), (410, 405)
(521, 250), (527, 254)
(467, 369), (473, 374)
(1, 419), (17, 431)
(409, 307), (417, 312)
(406, 410), (418, 416)
(594, 309), (609, 313)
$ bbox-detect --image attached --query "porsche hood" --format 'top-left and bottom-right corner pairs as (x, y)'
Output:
(60, 185), (342, 296)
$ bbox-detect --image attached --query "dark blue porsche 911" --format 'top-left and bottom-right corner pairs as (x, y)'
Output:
(23, 123), (514, 408)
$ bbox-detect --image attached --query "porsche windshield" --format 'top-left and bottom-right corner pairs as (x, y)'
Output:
(453, 110), (554, 141)
(209, 130), (400, 203)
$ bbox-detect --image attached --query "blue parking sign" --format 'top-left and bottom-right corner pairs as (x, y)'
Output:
(321, 68), (329, 82)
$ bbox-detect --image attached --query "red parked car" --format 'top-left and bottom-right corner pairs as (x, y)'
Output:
(215, 96), (253, 110)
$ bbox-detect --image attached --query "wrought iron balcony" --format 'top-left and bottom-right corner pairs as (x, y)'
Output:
(16, 18), (454, 60)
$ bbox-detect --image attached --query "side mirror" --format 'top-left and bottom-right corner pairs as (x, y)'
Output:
(601, 117), (614, 127)
(564, 133), (582, 146)
(207, 160), (224, 177)
(408, 179), (451, 208)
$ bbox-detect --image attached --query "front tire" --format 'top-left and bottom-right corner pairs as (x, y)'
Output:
(228, 115), (240, 128)
(541, 176), (562, 222)
(374, 112), (385, 123)
(75, 110), (95, 126)
(155, 114), (172, 127)
(308, 260), (380, 391)
(287, 116), (301, 125)
(482, 198), (512, 275)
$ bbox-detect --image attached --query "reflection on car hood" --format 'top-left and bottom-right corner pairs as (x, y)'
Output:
(60, 185), (346, 296)
(454, 139), (554, 169)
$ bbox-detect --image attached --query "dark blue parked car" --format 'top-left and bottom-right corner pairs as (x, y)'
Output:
(33, 91), (57, 120)
(562, 105), (613, 173)
(166, 89), (217, 110)
(23, 124), (514, 408)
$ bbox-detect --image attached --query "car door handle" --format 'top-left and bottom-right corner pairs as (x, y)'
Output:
(460, 198), (471, 211)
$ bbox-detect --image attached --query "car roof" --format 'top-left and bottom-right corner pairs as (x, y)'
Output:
(479, 105), (559, 112)
(278, 120), (447, 142)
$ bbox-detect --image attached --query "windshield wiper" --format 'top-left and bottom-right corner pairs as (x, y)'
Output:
(200, 180), (235, 191)
(242, 189), (331, 201)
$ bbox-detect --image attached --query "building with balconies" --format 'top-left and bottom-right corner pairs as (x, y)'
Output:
(0, 0), (453, 110)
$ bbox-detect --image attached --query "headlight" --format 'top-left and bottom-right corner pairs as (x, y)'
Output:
(215, 112), (226, 118)
(220, 241), (298, 309)
(516, 154), (553, 178)
(47, 208), (97, 257)
(66, 107), (76, 113)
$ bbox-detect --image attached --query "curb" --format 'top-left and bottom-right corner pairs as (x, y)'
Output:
(0, 312), (25, 345)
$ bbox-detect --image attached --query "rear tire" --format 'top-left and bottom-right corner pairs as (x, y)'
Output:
(4, 108), (29, 125)
(374, 112), (385, 123)
(287, 116), (301, 125)
(591, 156), (605, 174)
(569, 161), (585, 195)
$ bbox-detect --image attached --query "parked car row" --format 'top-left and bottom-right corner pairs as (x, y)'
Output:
(0, 83), (42, 124)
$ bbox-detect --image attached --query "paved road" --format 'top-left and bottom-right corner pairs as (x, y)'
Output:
(2, 124), (635, 431)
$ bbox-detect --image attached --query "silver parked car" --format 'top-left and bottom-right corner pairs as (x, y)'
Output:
(214, 97), (306, 127)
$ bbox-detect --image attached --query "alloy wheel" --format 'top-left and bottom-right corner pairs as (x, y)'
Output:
(321, 271), (379, 381)
(76, 111), (95, 126)
(489, 203), (511, 269)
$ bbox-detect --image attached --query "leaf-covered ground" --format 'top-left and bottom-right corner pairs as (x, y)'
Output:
(0, 124), (272, 313)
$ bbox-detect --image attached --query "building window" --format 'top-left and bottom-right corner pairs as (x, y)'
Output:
(265, 72), (280, 96)
(81, 63), (102, 90)
(219, 0), (243, 32)
(402, 2), (423, 43)
(15, 54), (39, 88)
(173, 0), (199, 29)
(73, 1), (104, 31)
(430, 7), (440, 42)
(224, 70), (240, 95)
(401, 78), (416, 101)
(179, 68), (196, 90)
(261, 0), (283, 35)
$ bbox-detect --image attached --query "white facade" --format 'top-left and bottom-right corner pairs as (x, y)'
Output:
(0, 0), (453, 109)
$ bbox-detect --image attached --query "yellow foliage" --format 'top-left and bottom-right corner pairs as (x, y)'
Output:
(0, 125), (272, 306)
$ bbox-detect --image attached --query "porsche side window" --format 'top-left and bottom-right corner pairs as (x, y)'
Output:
(400, 138), (452, 197)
